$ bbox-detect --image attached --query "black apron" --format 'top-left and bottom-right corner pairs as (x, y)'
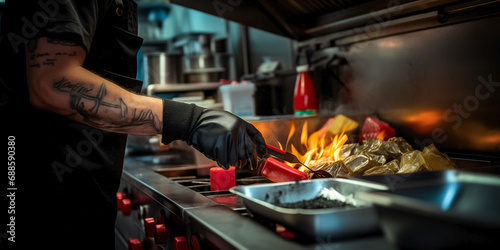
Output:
(17, 1), (143, 249)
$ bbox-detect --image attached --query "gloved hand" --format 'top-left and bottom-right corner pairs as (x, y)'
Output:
(161, 99), (267, 170)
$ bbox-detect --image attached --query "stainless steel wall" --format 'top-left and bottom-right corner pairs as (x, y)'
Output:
(325, 15), (500, 157)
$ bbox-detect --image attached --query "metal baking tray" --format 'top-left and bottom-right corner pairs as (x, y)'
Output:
(359, 169), (500, 249)
(230, 178), (388, 240)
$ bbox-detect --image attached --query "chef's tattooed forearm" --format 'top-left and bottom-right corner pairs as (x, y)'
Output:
(53, 77), (162, 132)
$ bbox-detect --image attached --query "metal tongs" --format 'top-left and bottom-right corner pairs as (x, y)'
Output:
(266, 144), (332, 178)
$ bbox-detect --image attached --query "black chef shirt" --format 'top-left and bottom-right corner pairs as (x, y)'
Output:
(0, 0), (143, 248)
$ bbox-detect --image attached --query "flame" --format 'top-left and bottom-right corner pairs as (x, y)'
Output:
(402, 110), (443, 133)
(284, 121), (348, 168)
(376, 130), (386, 140)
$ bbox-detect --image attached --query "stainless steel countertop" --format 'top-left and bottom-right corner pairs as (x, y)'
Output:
(122, 156), (396, 249)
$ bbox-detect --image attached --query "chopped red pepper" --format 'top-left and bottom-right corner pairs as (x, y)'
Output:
(210, 166), (236, 191)
(261, 158), (308, 182)
(360, 117), (396, 142)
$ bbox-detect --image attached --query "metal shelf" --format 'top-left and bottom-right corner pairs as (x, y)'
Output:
(146, 82), (223, 95)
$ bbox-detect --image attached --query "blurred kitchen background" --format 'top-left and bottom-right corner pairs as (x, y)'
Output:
(133, 0), (500, 159)
(1, 0), (499, 157)
(136, 0), (297, 116)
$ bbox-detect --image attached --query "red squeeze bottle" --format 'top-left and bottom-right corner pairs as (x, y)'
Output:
(210, 166), (236, 191)
(294, 65), (318, 115)
(261, 158), (308, 183)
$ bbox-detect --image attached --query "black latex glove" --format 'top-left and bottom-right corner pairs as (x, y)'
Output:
(161, 99), (267, 170)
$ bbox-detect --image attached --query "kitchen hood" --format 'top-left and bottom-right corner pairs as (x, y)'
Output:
(169, 0), (462, 41)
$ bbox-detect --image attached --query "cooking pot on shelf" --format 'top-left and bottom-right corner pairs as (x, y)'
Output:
(182, 53), (228, 83)
(143, 52), (183, 85)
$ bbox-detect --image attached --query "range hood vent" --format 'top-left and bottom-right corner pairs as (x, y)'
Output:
(170, 0), (462, 41)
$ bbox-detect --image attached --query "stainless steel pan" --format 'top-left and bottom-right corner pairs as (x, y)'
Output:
(230, 178), (388, 240)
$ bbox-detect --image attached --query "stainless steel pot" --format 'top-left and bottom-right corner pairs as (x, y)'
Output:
(184, 68), (224, 83)
(183, 54), (216, 70)
(144, 52), (183, 85)
(182, 54), (226, 83)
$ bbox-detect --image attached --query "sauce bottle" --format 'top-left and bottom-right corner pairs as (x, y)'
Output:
(293, 65), (318, 115)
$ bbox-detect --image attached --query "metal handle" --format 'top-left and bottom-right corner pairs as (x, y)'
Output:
(266, 144), (286, 159)
(266, 144), (303, 166)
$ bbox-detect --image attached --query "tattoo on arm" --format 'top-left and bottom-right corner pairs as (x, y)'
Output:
(27, 37), (79, 69)
(27, 39), (38, 53)
(46, 37), (81, 47)
(27, 50), (77, 69)
(29, 63), (41, 69)
(53, 77), (162, 133)
(28, 53), (75, 68)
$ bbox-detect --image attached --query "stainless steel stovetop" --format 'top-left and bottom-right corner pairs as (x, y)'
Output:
(114, 152), (396, 250)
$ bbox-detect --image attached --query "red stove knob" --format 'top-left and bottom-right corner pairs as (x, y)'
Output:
(279, 230), (296, 240)
(127, 238), (142, 250)
(144, 217), (156, 238)
(174, 236), (189, 250)
(121, 198), (132, 216)
(116, 192), (126, 211)
(154, 223), (169, 246)
(191, 234), (201, 250)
